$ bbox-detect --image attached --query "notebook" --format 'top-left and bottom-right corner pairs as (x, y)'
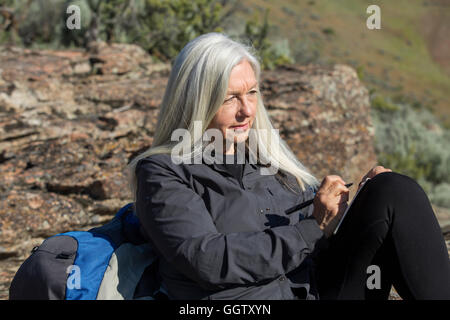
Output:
(333, 177), (371, 235)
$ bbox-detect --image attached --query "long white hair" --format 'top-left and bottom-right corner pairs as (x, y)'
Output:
(127, 32), (319, 201)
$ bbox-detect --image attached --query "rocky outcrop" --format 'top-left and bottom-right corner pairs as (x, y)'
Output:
(261, 64), (376, 186)
(0, 42), (377, 299)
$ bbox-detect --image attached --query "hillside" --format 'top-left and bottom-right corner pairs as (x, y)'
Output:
(225, 0), (450, 127)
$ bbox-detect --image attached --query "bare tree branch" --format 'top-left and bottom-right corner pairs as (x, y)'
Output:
(0, 6), (16, 31)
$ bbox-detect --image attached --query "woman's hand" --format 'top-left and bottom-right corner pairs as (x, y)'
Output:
(312, 175), (350, 238)
(357, 165), (392, 191)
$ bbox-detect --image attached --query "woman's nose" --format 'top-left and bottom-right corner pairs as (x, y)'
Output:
(238, 96), (253, 117)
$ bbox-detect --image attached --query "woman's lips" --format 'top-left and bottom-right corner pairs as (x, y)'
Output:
(230, 123), (249, 130)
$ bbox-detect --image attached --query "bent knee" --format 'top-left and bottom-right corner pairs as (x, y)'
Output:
(370, 171), (417, 187)
(366, 171), (427, 201)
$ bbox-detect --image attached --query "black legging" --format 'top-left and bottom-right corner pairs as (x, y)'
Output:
(313, 172), (450, 299)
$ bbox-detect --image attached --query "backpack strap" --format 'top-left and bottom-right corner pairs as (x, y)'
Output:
(63, 231), (116, 300)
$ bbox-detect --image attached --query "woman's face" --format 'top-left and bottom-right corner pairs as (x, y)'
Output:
(206, 59), (258, 154)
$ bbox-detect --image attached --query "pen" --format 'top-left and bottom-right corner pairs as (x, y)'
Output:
(285, 182), (353, 215)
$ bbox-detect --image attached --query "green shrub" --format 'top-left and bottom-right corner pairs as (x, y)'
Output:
(1, 0), (59, 46)
(0, 0), (291, 70)
(356, 65), (364, 81)
(129, 0), (226, 62)
(429, 183), (450, 208)
(243, 8), (294, 70)
(371, 96), (450, 208)
(321, 27), (335, 36)
(371, 95), (399, 112)
(378, 144), (432, 186)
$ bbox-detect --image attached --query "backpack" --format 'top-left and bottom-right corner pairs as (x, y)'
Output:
(9, 203), (169, 300)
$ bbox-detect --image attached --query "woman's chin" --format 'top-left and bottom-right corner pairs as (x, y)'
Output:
(225, 133), (249, 144)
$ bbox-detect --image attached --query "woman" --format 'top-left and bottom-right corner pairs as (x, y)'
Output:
(128, 32), (450, 300)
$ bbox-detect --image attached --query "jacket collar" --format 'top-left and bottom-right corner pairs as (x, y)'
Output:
(205, 150), (259, 177)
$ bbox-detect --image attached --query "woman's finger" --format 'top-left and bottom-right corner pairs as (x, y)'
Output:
(371, 166), (392, 177)
(329, 185), (346, 197)
(330, 182), (349, 197)
(362, 166), (393, 182)
(320, 175), (346, 190)
(338, 190), (349, 203)
(336, 201), (348, 217)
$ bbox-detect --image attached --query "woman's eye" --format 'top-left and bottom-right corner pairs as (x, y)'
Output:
(224, 90), (257, 103)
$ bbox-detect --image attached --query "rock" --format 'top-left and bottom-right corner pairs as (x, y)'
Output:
(262, 64), (377, 198)
(87, 41), (155, 75)
(0, 190), (89, 243)
(0, 246), (18, 260)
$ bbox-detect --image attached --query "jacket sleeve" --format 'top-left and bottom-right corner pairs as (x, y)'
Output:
(135, 156), (325, 291)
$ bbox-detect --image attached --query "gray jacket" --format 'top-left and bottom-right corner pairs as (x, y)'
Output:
(135, 152), (326, 300)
